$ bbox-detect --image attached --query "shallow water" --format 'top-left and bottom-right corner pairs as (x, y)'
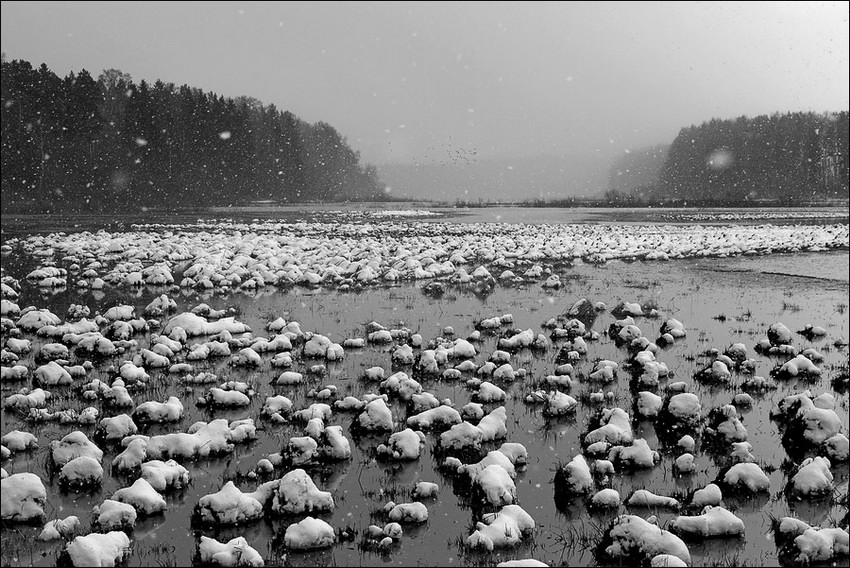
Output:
(1, 209), (848, 567)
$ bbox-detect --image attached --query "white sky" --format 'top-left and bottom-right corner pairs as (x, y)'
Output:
(2, 1), (848, 166)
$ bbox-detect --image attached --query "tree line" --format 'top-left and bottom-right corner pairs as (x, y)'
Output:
(606, 111), (849, 205)
(1, 56), (385, 212)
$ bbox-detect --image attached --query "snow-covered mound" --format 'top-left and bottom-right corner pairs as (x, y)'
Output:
(1, 472), (47, 522)
(39, 515), (81, 541)
(284, 516), (335, 550)
(112, 478), (166, 515)
(671, 506), (745, 537)
(604, 515), (690, 564)
(198, 536), (264, 566)
(377, 428), (426, 460)
(465, 505), (535, 550)
(64, 531), (130, 567)
(93, 499), (137, 531)
(271, 469), (334, 514)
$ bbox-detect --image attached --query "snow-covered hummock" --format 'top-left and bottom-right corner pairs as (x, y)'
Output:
(231, 347), (262, 367)
(413, 481), (439, 499)
(65, 531), (131, 567)
(650, 555), (689, 567)
(410, 391), (441, 414)
(143, 418), (256, 460)
(671, 505), (744, 537)
(17, 308), (61, 331)
(605, 515), (690, 564)
(358, 398), (394, 431)
(1, 472), (47, 522)
(34, 360), (73, 386)
(797, 406), (842, 446)
(261, 395), (293, 422)
(39, 515), (81, 540)
(544, 391), (578, 416)
(696, 359), (731, 383)
(689, 483), (722, 509)
(440, 421), (484, 451)
(381, 371), (422, 400)
(589, 360), (618, 382)
(628, 489), (680, 510)
(140, 459), (189, 491)
(276, 370), (303, 385)
(459, 449), (518, 480)
(558, 454), (594, 495)
(824, 433), (849, 462)
(163, 312), (250, 337)
(197, 536), (264, 566)
(51, 431), (104, 467)
(406, 405), (462, 429)
(706, 404), (748, 443)
(665, 393), (701, 427)
(385, 500), (429, 523)
(363, 366), (385, 381)
(1, 364), (28, 381)
(197, 481), (265, 525)
(473, 464), (517, 506)
(585, 408), (633, 446)
(674, 453), (696, 473)
(592, 488), (621, 508)
(795, 527), (850, 563)
(319, 425), (351, 461)
(637, 391), (663, 418)
(660, 318), (686, 339)
(777, 354), (821, 378)
(97, 414), (138, 441)
(377, 428), (425, 460)
(767, 322), (793, 345)
(5, 387), (51, 409)
(1, 430), (38, 452)
(272, 468), (333, 514)
(677, 435), (696, 453)
(391, 344), (415, 365)
(284, 516), (336, 550)
(134, 396), (183, 422)
(497, 560), (549, 568)
(723, 462), (770, 492)
(93, 499), (137, 531)
(112, 478), (166, 515)
(465, 505), (535, 550)
(475, 380), (507, 403)
(60, 456), (104, 486)
(283, 436), (318, 465)
(204, 387), (250, 407)
(610, 438), (659, 469)
(790, 457), (833, 496)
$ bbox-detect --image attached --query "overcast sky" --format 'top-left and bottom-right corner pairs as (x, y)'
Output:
(2, 1), (848, 167)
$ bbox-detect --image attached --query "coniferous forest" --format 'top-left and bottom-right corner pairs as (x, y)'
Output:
(607, 112), (849, 204)
(1, 57), (385, 212)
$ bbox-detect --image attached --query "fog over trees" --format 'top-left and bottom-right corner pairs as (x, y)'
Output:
(607, 113), (849, 205)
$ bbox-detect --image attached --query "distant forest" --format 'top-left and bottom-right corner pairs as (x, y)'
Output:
(1, 56), (385, 212)
(607, 112), (849, 204)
